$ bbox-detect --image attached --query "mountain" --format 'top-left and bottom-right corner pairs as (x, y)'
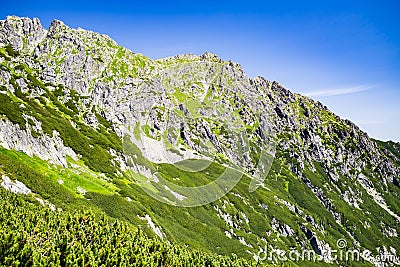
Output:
(0, 16), (399, 266)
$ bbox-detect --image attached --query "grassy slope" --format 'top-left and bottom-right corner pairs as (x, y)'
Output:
(0, 146), (378, 267)
(0, 43), (398, 266)
(0, 188), (257, 267)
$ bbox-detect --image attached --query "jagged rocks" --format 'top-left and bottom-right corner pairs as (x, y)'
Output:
(0, 16), (47, 54)
(1, 174), (31, 194)
(0, 119), (78, 167)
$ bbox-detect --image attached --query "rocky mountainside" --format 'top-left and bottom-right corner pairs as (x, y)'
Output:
(0, 16), (399, 266)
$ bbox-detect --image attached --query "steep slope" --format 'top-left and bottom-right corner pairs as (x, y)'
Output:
(0, 189), (255, 266)
(0, 16), (399, 266)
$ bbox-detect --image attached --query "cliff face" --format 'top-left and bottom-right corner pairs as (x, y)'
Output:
(0, 16), (399, 266)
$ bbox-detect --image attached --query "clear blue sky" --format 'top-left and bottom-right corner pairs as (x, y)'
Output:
(1, 0), (399, 141)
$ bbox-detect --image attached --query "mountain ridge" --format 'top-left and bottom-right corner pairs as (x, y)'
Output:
(0, 16), (399, 266)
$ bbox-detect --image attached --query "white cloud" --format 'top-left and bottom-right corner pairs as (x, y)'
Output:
(301, 85), (375, 97)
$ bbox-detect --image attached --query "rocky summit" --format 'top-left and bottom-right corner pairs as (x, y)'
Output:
(0, 16), (399, 266)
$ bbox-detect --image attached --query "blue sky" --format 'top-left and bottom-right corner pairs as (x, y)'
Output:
(1, 0), (400, 141)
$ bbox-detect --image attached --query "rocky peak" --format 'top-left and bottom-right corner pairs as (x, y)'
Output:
(47, 19), (67, 37)
(199, 52), (224, 63)
(0, 16), (47, 54)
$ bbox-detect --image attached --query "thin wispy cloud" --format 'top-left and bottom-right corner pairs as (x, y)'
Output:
(302, 85), (375, 97)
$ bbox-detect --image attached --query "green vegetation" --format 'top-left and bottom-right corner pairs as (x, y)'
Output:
(0, 147), (115, 208)
(0, 59), (122, 177)
(4, 44), (19, 57)
(0, 188), (257, 267)
(376, 140), (400, 166)
(0, 93), (26, 130)
(0, 145), (359, 266)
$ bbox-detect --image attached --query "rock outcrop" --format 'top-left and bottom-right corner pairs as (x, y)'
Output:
(0, 16), (399, 266)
